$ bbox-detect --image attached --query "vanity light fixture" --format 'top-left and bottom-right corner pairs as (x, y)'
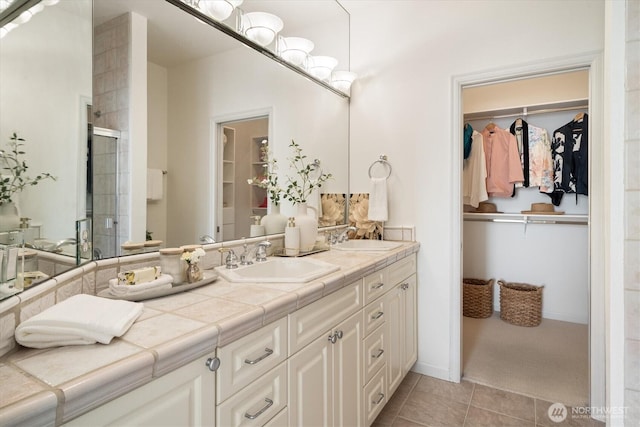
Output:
(279, 36), (314, 68)
(241, 11), (283, 47)
(198, 0), (242, 22)
(330, 70), (357, 94)
(0, 0), (59, 39)
(307, 55), (338, 81)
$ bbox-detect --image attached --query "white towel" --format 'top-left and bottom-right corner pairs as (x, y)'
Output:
(109, 274), (173, 297)
(368, 177), (388, 221)
(15, 294), (143, 348)
(307, 183), (323, 219)
(147, 168), (164, 201)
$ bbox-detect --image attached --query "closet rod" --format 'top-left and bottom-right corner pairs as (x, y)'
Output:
(465, 104), (588, 122)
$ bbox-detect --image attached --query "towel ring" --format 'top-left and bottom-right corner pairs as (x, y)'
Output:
(309, 159), (323, 179)
(368, 155), (392, 179)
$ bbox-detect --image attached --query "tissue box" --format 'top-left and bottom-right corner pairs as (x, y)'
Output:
(117, 266), (161, 286)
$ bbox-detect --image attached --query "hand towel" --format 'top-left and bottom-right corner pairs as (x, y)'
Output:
(15, 294), (143, 348)
(117, 266), (161, 286)
(147, 168), (163, 201)
(109, 274), (173, 297)
(368, 177), (388, 221)
(307, 182), (323, 219)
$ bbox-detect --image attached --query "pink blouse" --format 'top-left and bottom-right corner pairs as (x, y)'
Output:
(481, 126), (524, 197)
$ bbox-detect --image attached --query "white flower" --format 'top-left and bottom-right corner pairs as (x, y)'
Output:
(181, 247), (206, 264)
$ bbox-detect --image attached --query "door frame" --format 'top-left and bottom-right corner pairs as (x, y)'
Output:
(449, 52), (605, 416)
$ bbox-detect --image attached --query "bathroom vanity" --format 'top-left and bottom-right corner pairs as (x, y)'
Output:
(0, 241), (418, 427)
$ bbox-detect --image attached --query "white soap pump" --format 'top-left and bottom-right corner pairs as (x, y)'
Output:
(284, 217), (300, 256)
(250, 215), (265, 237)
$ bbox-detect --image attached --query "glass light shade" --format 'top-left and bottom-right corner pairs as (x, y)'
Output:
(242, 12), (283, 47)
(308, 56), (338, 81)
(279, 37), (314, 67)
(199, 0), (242, 21)
(331, 70), (357, 94)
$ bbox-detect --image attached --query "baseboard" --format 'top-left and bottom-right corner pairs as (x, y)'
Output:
(410, 361), (453, 382)
(491, 308), (588, 325)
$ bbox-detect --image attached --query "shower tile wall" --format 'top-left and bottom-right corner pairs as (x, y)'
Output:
(625, 0), (640, 424)
(93, 13), (131, 255)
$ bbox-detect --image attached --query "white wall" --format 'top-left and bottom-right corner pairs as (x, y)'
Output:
(343, 0), (605, 380)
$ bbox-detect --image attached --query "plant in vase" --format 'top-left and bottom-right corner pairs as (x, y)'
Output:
(181, 247), (205, 283)
(283, 140), (332, 251)
(247, 143), (287, 234)
(0, 133), (56, 231)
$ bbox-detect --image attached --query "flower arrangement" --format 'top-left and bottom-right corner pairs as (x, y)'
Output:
(0, 133), (56, 205)
(181, 247), (206, 265)
(283, 140), (332, 204)
(247, 141), (282, 206)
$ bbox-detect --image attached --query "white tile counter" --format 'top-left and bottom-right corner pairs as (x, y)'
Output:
(0, 241), (419, 426)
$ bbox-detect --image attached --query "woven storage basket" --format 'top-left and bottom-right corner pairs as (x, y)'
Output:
(498, 280), (543, 327)
(462, 278), (494, 318)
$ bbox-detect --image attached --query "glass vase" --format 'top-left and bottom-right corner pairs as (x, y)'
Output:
(186, 263), (203, 283)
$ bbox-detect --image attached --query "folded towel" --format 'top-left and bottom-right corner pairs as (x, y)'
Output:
(15, 294), (143, 349)
(117, 266), (161, 286)
(109, 274), (173, 296)
(368, 177), (388, 221)
(147, 168), (164, 201)
(307, 182), (323, 219)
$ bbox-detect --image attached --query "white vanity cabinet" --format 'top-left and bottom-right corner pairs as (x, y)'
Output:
(288, 281), (364, 427)
(384, 256), (418, 396)
(215, 317), (288, 427)
(63, 353), (216, 427)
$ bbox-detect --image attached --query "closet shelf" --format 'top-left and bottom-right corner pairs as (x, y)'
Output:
(464, 99), (588, 121)
(464, 212), (588, 225)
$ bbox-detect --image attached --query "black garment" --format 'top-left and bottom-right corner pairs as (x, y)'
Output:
(548, 114), (588, 206)
(463, 123), (473, 159)
(509, 119), (530, 188)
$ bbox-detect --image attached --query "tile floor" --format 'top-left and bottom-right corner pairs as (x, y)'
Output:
(372, 372), (604, 427)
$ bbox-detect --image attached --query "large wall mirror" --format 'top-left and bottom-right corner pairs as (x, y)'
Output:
(0, 0), (350, 297)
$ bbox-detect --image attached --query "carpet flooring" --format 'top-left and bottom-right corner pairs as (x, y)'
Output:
(462, 313), (589, 407)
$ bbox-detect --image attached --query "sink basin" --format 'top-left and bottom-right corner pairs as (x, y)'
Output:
(215, 257), (340, 283)
(332, 240), (402, 251)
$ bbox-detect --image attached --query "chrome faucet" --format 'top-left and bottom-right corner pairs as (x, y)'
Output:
(225, 249), (238, 269)
(337, 226), (357, 243)
(200, 234), (216, 244)
(50, 238), (77, 252)
(239, 243), (253, 266)
(255, 240), (272, 262)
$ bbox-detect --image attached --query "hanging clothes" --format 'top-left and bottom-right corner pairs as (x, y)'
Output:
(481, 124), (524, 198)
(547, 113), (589, 205)
(463, 123), (474, 159)
(463, 130), (488, 208)
(509, 119), (554, 193)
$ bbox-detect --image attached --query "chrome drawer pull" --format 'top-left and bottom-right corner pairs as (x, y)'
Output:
(244, 397), (274, 419)
(371, 311), (384, 320)
(372, 349), (384, 359)
(373, 393), (385, 405)
(371, 282), (384, 290)
(244, 348), (274, 365)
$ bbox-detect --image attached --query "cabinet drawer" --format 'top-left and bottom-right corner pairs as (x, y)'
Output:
(217, 362), (287, 427)
(363, 363), (386, 427)
(289, 280), (362, 355)
(387, 254), (416, 285)
(217, 317), (287, 403)
(363, 323), (386, 385)
(263, 407), (288, 427)
(363, 297), (385, 336)
(363, 269), (387, 305)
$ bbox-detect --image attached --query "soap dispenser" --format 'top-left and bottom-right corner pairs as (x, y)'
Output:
(250, 215), (265, 237)
(284, 217), (300, 256)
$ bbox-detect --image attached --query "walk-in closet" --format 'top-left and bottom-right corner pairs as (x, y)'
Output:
(460, 70), (591, 407)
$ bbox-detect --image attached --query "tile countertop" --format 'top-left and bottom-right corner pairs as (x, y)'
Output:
(0, 242), (420, 426)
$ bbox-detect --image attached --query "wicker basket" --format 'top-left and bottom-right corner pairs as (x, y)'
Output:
(462, 278), (494, 318)
(498, 280), (543, 327)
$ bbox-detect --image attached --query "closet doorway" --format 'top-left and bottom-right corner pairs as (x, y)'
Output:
(451, 54), (605, 417)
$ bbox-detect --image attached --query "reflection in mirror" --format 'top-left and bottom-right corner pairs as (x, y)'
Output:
(93, 0), (350, 253)
(0, 0), (92, 299)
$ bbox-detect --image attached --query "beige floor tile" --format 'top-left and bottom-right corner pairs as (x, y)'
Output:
(399, 389), (468, 427)
(465, 406), (534, 427)
(392, 417), (429, 427)
(470, 383), (535, 421)
(414, 375), (475, 405)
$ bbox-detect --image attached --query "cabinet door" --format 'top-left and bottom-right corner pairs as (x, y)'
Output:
(63, 356), (215, 427)
(288, 332), (333, 427)
(384, 283), (404, 396)
(402, 274), (418, 373)
(333, 311), (363, 427)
